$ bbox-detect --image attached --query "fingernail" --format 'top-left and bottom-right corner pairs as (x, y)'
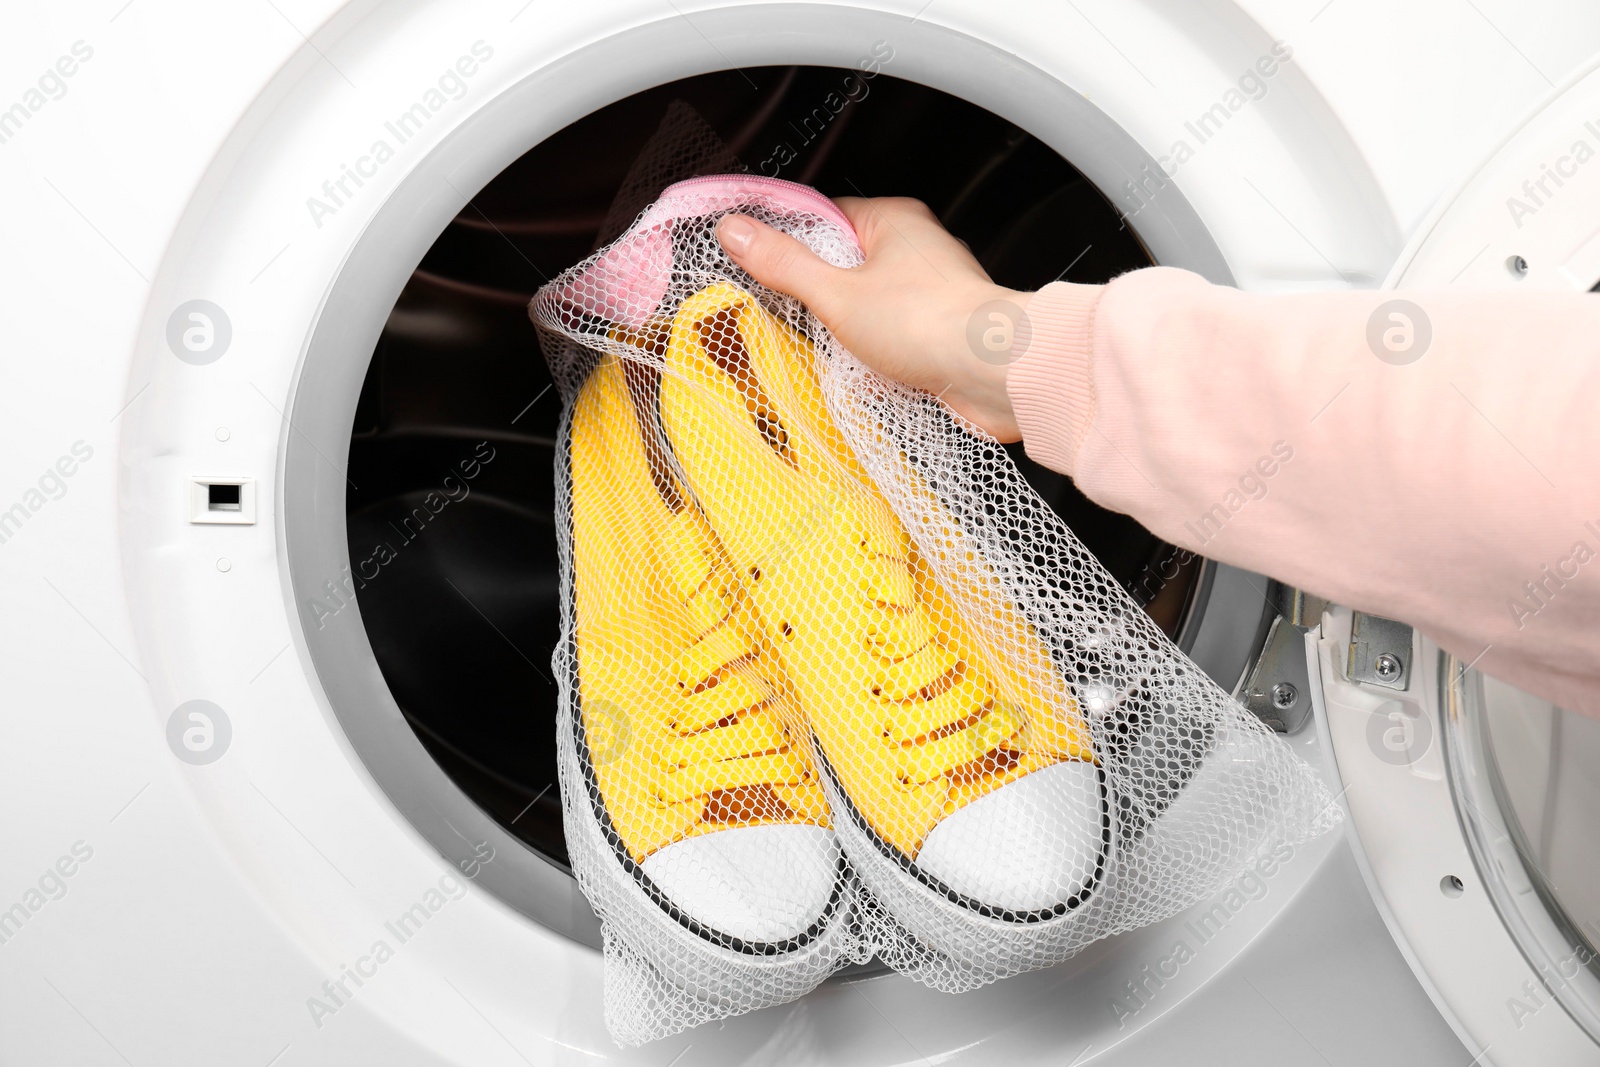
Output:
(718, 215), (756, 255)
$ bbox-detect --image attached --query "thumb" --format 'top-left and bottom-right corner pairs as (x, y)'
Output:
(716, 214), (847, 313)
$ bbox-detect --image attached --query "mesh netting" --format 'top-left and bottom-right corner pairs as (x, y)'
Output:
(530, 173), (1339, 1046)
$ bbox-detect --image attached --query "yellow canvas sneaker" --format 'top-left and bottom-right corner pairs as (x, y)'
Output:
(658, 283), (1108, 931)
(568, 356), (843, 948)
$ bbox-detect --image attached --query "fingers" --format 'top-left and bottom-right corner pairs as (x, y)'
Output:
(834, 196), (936, 252)
(834, 195), (934, 227)
(833, 196), (988, 278)
(716, 215), (847, 313)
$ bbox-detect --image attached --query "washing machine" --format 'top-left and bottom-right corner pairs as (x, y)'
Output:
(4, 1), (1600, 1063)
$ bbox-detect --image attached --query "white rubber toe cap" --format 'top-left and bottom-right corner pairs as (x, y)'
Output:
(914, 761), (1104, 913)
(640, 824), (838, 943)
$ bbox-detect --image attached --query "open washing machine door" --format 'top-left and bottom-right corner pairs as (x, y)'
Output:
(1313, 55), (1600, 1067)
(10, 2), (1597, 1064)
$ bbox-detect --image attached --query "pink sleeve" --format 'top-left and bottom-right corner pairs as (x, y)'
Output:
(1007, 266), (1600, 715)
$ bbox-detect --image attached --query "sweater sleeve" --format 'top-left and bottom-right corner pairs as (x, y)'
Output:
(1007, 266), (1600, 715)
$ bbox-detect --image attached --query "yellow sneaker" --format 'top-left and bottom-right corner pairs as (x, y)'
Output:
(657, 283), (1108, 937)
(567, 356), (843, 949)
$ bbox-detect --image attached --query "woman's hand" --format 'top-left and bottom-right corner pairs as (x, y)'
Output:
(716, 197), (1028, 441)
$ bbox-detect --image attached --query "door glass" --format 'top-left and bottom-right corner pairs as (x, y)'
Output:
(1480, 676), (1600, 946)
(1449, 665), (1600, 1041)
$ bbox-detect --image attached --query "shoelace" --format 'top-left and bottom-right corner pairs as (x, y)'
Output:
(654, 509), (812, 806)
(849, 504), (1025, 787)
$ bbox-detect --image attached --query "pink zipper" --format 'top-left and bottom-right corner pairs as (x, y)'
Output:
(655, 173), (857, 238)
(539, 173), (858, 330)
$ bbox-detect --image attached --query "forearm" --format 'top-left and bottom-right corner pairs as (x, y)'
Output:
(1008, 267), (1600, 713)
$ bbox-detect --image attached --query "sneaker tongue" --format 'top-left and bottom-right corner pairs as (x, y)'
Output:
(659, 511), (714, 597)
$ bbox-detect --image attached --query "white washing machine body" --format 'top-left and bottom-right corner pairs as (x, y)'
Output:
(2, 2), (1598, 1064)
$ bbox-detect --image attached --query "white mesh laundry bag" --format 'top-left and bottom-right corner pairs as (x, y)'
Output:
(530, 173), (1339, 1046)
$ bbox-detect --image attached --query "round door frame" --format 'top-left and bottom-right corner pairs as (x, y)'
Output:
(279, 7), (1264, 941)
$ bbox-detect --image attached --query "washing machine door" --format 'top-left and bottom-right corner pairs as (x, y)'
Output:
(1314, 55), (1600, 1067)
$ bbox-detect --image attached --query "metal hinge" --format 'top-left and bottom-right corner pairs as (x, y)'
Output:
(1241, 614), (1314, 732)
(1348, 611), (1413, 690)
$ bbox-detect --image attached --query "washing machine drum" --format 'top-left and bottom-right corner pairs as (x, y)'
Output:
(341, 67), (1241, 875)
